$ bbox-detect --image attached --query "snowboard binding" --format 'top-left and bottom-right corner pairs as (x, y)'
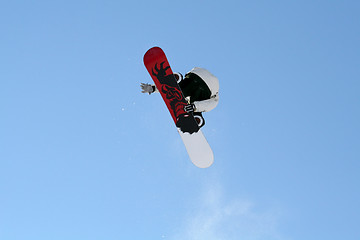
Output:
(176, 114), (200, 134)
(193, 112), (205, 128)
(176, 112), (205, 134)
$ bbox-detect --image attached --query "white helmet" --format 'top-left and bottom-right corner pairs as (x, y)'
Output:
(188, 67), (219, 97)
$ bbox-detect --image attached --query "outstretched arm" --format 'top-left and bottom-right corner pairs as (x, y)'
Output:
(141, 72), (182, 95)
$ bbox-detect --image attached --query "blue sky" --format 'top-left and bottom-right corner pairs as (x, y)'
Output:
(1, 1), (359, 239)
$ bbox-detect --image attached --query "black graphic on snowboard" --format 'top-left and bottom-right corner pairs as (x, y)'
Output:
(151, 62), (199, 134)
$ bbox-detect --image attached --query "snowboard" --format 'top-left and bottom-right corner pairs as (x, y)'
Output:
(143, 46), (214, 168)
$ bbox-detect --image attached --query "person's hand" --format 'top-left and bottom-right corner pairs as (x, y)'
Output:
(140, 83), (154, 94)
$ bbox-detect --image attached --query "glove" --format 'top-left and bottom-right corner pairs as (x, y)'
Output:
(141, 83), (155, 94)
(184, 103), (195, 113)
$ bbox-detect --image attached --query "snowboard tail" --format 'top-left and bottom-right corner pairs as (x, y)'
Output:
(178, 129), (214, 168)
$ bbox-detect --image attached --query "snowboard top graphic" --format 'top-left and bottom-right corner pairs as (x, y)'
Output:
(144, 47), (199, 134)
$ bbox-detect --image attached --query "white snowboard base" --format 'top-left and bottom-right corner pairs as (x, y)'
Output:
(178, 129), (214, 168)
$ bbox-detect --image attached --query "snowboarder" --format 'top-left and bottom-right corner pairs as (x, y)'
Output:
(143, 47), (215, 167)
(141, 67), (219, 118)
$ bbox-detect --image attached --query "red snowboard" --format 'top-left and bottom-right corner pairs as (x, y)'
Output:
(143, 47), (199, 134)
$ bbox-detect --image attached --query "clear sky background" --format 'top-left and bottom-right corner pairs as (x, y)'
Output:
(1, 1), (359, 240)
